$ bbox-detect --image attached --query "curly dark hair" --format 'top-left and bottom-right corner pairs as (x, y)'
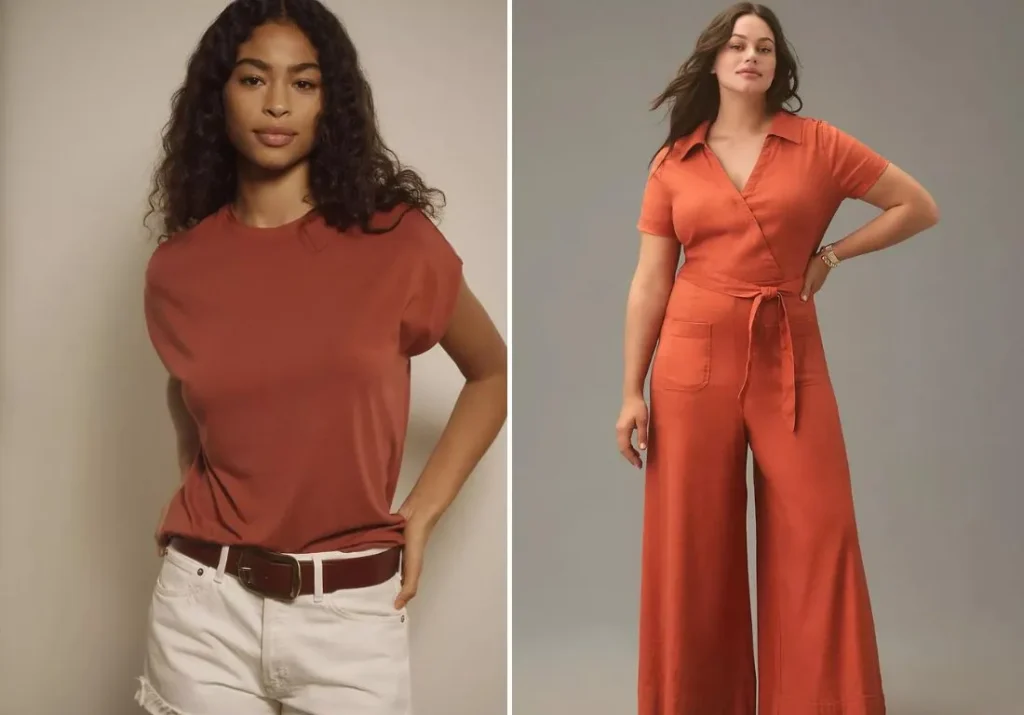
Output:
(145, 0), (444, 242)
(650, 2), (802, 165)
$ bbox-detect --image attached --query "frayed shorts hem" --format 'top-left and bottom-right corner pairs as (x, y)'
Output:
(135, 676), (187, 715)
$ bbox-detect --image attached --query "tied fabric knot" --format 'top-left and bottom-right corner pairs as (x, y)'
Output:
(738, 287), (797, 431)
(675, 266), (802, 432)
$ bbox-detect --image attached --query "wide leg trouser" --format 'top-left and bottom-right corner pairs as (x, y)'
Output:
(638, 279), (886, 715)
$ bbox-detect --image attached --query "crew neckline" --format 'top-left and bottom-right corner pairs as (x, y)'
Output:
(223, 203), (318, 237)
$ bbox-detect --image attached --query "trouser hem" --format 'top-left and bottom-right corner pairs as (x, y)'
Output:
(766, 692), (886, 715)
(637, 690), (886, 715)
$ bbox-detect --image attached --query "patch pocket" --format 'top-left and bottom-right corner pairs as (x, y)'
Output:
(788, 315), (828, 384)
(652, 320), (712, 391)
(153, 545), (209, 600)
(325, 573), (407, 624)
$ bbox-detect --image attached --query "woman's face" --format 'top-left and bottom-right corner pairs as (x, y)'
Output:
(223, 21), (322, 173)
(712, 13), (777, 97)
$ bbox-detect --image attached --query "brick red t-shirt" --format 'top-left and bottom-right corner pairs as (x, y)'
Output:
(144, 204), (463, 553)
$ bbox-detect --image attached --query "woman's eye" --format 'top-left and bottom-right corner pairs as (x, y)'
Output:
(240, 76), (263, 87)
(295, 80), (317, 90)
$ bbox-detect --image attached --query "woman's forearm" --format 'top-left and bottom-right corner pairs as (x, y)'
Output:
(623, 277), (673, 398)
(399, 370), (507, 525)
(167, 377), (200, 476)
(832, 201), (939, 262)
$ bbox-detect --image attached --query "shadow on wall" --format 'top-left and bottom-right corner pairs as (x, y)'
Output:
(78, 210), (175, 713)
(0, 0), (8, 557)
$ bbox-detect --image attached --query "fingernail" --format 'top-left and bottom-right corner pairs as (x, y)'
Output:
(639, 442), (646, 449)
(801, 295), (807, 301)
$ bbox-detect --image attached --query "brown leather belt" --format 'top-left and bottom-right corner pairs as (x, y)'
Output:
(169, 537), (401, 602)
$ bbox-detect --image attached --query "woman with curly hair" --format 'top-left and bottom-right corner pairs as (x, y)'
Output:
(137, 1), (506, 713)
(616, 4), (937, 714)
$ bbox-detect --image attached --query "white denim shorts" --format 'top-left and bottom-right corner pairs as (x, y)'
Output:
(136, 542), (411, 715)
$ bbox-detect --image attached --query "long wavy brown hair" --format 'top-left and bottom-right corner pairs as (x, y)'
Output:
(145, 0), (444, 242)
(650, 3), (802, 164)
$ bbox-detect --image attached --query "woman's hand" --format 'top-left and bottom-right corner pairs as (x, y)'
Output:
(616, 392), (650, 470)
(800, 253), (832, 301)
(393, 507), (438, 610)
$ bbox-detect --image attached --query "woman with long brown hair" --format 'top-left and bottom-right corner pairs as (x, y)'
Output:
(138, 1), (506, 713)
(615, 4), (937, 713)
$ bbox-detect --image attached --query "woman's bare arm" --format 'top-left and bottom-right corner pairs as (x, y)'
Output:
(393, 277), (506, 608)
(397, 277), (508, 526)
(622, 233), (681, 399)
(616, 232), (680, 468)
(831, 163), (940, 261)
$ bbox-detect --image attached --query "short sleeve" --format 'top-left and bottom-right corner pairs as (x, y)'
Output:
(400, 210), (464, 357)
(817, 119), (890, 199)
(143, 250), (180, 376)
(636, 148), (676, 238)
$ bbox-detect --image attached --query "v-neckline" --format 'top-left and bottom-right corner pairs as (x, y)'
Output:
(705, 132), (771, 197)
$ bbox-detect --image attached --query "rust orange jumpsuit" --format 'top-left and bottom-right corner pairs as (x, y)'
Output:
(635, 111), (890, 715)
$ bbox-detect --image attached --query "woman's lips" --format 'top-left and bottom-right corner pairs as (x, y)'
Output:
(254, 131), (296, 147)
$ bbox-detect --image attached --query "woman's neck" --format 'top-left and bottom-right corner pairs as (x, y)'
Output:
(232, 160), (313, 229)
(711, 92), (771, 137)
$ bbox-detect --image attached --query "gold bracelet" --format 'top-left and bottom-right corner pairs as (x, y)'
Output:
(819, 243), (840, 268)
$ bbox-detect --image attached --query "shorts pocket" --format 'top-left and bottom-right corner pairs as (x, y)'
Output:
(652, 320), (712, 391)
(153, 545), (209, 600)
(324, 573), (408, 623)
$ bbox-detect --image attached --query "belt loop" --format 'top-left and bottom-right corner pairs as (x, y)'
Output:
(312, 555), (324, 603)
(214, 546), (229, 583)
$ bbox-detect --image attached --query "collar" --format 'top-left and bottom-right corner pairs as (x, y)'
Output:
(675, 110), (803, 159)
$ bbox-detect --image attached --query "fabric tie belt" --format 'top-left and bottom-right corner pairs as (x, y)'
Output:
(677, 267), (802, 432)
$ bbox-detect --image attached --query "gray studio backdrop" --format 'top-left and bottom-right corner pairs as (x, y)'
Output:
(511, 1), (1023, 713)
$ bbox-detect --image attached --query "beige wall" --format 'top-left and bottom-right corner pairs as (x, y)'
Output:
(0, 1), (506, 713)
